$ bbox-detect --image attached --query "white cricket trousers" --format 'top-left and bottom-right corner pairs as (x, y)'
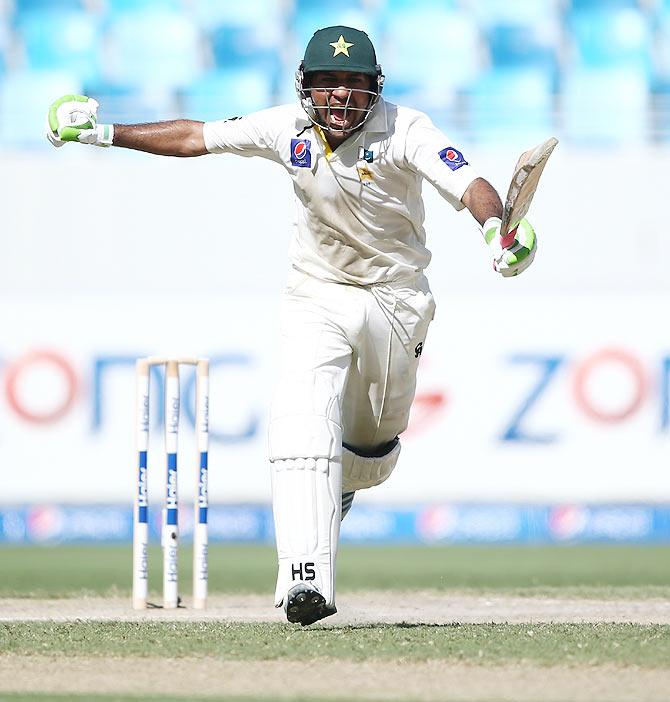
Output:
(270, 269), (436, 451)
(268, 269), (435, 607)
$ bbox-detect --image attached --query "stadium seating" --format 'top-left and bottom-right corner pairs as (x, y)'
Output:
(466, 66), (555, 144)
(568, 0), (638, 9)
(486, 22), (558, 78)
(14, 0), (84, 11)
(17, 9), (101, 83)
(561, 66), (649, 143)
(0, 69), (82, 146)
(82, 81), (179, 125)
(568, 6), (652, 72)
(180, 68), (274, 121)
(105, 9), (202, 89)
(468, 0), (558, 26)
(188, 0), (282, 31)
(383, 0), (458, 9)
(104, 0), (183, 13)
(381, 6), (480, 101)
(294, 0), (364, 11)
(654, 7), (670, 96)
(210, 24), (280, 73)
(0, 0), (665, 146)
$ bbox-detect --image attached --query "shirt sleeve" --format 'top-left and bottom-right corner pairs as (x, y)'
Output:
(403, 112), (478, 211)
(203, 107), (283, 163)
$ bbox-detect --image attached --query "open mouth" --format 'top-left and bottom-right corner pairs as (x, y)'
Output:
(329, 106), (347, 125)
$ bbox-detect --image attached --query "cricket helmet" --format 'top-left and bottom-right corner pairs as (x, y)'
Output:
(296, 25), (385, 135)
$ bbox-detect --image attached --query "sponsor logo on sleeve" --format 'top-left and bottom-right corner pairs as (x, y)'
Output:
(290, 138), (312, 167)
(438, 146), (468, 171)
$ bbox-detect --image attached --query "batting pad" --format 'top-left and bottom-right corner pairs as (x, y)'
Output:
(271, 456), (342, 608)
(342, 439), (401, 492)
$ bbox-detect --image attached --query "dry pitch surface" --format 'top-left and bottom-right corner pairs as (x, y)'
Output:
(2, 592), (670, 701)
(2, 591), (670, 624)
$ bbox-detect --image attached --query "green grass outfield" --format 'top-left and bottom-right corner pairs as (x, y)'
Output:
(2, 621), (669, 666)
(2, 544), (669, 702)
(1, 543), (669, 598)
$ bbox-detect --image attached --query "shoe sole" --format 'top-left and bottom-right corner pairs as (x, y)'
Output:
(285, 586), (337, 626)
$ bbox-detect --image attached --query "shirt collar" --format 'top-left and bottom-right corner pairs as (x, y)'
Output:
(361, 98), (388, 134)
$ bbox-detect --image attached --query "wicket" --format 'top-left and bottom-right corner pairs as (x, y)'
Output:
(133, 356), (209, 610)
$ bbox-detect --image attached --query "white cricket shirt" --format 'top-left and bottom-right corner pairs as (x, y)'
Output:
(204, 99), (478, 285)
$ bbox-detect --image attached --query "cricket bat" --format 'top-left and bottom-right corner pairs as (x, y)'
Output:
(500, 136), (559, 245)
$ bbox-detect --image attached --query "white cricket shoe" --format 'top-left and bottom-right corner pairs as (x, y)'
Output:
(284, 582), (337, 626)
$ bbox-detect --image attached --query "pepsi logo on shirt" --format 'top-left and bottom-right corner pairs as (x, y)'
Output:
(438, 146), (467, 171)
(290, 139), (312, 167)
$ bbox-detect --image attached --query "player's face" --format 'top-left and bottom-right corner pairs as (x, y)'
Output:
(308, 71), (373, 134)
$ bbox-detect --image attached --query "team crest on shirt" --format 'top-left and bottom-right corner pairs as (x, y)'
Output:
(358, 147), (374, 163)
(290, 139), (312, 167)
(438, 146), (468, 171)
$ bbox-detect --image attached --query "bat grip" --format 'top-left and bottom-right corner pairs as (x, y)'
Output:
(500, 227), (517, 249)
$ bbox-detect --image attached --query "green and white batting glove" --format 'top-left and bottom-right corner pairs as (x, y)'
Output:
(483, 216), (537, 278)
(46, 94), (114, 148)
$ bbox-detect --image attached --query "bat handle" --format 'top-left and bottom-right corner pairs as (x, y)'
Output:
(500, 226), (517, 249)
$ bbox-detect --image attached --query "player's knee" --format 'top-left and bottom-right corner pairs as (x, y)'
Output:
(269, 414), (342, 461)
(269, 373), (343, 461)
(342, 438), (401, 491)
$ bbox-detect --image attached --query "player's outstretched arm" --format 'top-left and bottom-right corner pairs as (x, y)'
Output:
(46, 94), (208, 157)
(112, 122), (208, 157)
(462, 177), (536, 278)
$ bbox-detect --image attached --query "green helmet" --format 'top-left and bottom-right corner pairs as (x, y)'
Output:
(296, 25), (385, 135)
(303, 26), (379, 76)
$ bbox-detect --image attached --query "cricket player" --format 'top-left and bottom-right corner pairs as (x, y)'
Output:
(47, 26), (536, 626)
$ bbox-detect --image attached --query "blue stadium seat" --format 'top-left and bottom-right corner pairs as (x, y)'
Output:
(468, 0), (558, 25)
(382, 8), (480, 99)
(180, 69), (274, 121)
(82, 82), (178, 124)
(210, 24), (281, 91)
(561, 66), (648, 143)
(382, 0), (458, 9)
(0, 70), (83, 146)
(569, 0), (638, 9)
(654, 8), (670, 68)
(14, 0), (84, 11)
(295, 0), (363, 10)
(653, 92), (670, 142)
(17, 10), (102, 83)
(466, 67), (555, 144)
(105, 0), (182, 13)
(188, 0), (282, 31)
(653, 9), (670, 94)
(380, 78), (462, 139)
(569, 7), (652, 72)
(0, 16), (9, 74)
(487, 23), (558, 77)
(105, 10), (202, 89)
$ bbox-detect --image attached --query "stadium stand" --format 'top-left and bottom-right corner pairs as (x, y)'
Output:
(16, 8), (101, 82)
(2, 0), (668, 146)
